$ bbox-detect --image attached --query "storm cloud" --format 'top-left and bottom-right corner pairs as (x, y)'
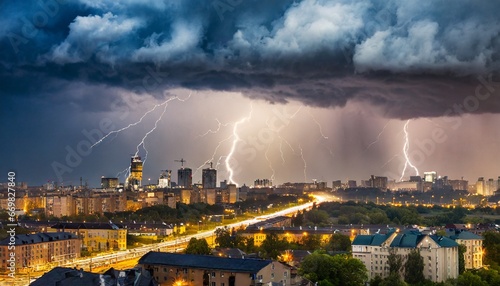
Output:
(2, 0), (500, 118)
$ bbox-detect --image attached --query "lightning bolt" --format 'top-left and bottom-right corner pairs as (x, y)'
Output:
(133, 101), (169, 165)
(266, 107), (301, 165)
(365, 120), (391, 151)
(308, 110), (328, 140)
(278, 138), (296, 165)
(381, 154), (400, 168)
(194, 134), (233, 177)
(225, 105), (253, 186)
(264, 141), (276, 182)
(298, 144), (307, 182)
(116, 167), (130, 181)
(399, 119), (419, 181)
(90, 94), (191, 149)
(198, 119), (230, 137)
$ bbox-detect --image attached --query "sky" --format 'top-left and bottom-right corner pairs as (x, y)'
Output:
(1, 0), (500, 187)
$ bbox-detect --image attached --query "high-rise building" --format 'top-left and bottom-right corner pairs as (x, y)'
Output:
(332, 180), (342, 190)
(369, 175), (388, 190)
(101, 177), (118, 189)
(178, 168), (192, 188)
(476, 177), (485, 195)
(202, 168), (217, 189)
(254, 179), (272, 188)
(485, 178), (497, 196)
(158, 170), (171, 188)
(449, 179), (468, 191)
(346, 180), (357, 188)
(424, 171), (437, 183)
(127, 156), (143, 190)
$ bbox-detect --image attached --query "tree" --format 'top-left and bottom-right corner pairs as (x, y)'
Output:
(404, 249), (424, 284)
(292, 210), (304, 226)
(299, 252), (337, 283)
(458, 244), (467, 274)
(456, 271), (488, 286)
(327, 233), (351, 252)
(385, 249), (405, 285)
(260, 233), (289, 259)
(380, 273), (407, 286)
(214, 227), (244, 248)
(301, 234), (322, 250)
(338, 255), (368, 286)
(388, 249), (403, 275)
(483, 231), (500, 269)
(305, 209), (330, 225)
(475, 268), (500, 285)
(299, 252), (368, 286)
(185, 237), (211, 255)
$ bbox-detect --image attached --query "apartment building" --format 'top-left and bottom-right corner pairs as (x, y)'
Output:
(0, 232), (81, 272)
(446, 229), (483, 269)
(352, 230), (459, 282)
(138, 252), (293, 286)
(50, 222), (127, 251)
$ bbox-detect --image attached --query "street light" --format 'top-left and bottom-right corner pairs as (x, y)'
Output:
(198, 220), (202, 232)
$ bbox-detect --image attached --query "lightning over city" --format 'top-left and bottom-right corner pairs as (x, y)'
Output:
(365, 120), (391, 151)
(399, 120), (420, 181)
(225, 105), (253, 186)
(298, 144), (308, 182)
(4, 1), (500, 284)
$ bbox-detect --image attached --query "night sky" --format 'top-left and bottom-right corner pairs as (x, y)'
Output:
(1, 0), (500, 187)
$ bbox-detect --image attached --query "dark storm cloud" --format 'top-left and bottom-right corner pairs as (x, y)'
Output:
(2, 0), (500, 118)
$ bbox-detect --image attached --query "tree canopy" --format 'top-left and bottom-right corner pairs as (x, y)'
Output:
(185, 237), (211, 255)
(299, 252), (367, 286)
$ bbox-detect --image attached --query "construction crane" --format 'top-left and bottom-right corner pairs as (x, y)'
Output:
(175, 158), (187, 167)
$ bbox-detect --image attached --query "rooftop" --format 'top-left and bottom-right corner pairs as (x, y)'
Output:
(352, 232), (394, 246)
(30, 267), (156, 286)
(0, 232), (78, 246)
(51, 222), (124, 230)
(139, 252), (273, 273)
(446, 230), (483, 240)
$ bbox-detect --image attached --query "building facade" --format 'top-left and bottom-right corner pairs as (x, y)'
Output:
(178, 168), (193, 188)
(446, 230), (483, 269)
(139, 252), (293, 286)
(0, 232), (81, 272)
(352, 230), (459, 283)
(50, 222), (127, 252)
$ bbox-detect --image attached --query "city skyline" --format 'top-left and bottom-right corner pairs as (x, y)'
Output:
(2, 1), (500, 187)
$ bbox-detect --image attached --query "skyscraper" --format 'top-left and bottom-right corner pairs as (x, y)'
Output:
(158, 170), (171, 188)
(424, 171), (437, 183)
(202, 168), (217, 189)
(127, 156), (143, 190)
(178, 168), (192, 188)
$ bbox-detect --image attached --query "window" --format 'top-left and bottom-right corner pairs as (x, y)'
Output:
(284, 271), (288, 278)
(271, 273), (274, 279)
(221, 283), (225, 286)
(211, 282), (216, 286)
(221, 272), (224, 277)
(271, 264), (275, 270)
(211, 272), (216, 278)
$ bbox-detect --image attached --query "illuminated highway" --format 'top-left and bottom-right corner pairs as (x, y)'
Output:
(39, 193), (334, 272)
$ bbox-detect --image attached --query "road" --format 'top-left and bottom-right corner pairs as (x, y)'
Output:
(59, 196), (327, 271)
(16, 192), (334, 284)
